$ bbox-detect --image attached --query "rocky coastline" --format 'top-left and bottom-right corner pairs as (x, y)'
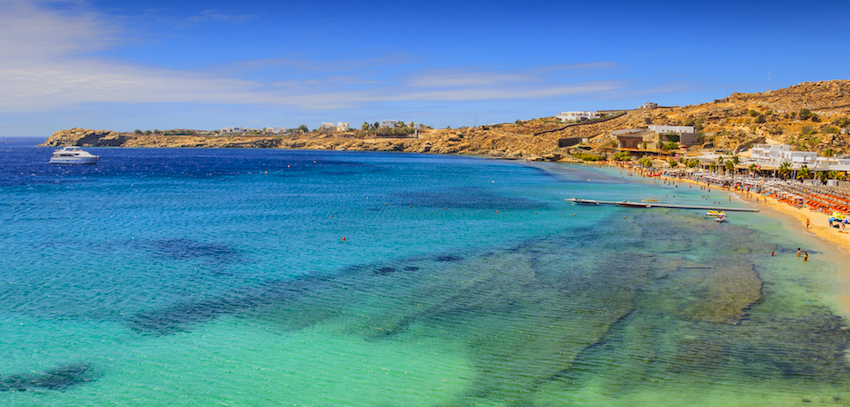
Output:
(40, 127), (584, 162)
(40, 80), (850, 161)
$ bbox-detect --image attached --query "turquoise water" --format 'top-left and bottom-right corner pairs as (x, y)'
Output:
(2, 146), (849, 405)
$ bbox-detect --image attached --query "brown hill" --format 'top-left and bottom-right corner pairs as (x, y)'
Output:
(41, 80), (850, 160)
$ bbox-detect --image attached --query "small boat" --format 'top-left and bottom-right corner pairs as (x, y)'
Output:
(566, 198), (599, 205)
(715, 215), (727, 223)
(616, 201), (650, 208)
(49, 146), (99, 165)
(706, 210), (726, 217)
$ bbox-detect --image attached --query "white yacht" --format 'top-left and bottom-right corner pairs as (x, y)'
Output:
(49, 146), (100, 165)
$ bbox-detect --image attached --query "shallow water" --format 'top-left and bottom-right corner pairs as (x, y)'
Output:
(1, 146), (848, 405)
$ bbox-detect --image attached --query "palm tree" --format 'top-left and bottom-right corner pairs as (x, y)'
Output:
(778, 162), (792, 180)
(797, 165), (811, 180)
(731, 155), (740, 165)
(725, 160), (735, 173)
(749, 163), (757, 177)
(709, 162), (718, 172)
(828, 170), (840, 180)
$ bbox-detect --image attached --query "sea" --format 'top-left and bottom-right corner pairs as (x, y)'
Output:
(2, 139), (850, 406)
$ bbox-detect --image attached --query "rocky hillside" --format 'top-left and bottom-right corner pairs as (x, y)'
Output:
(41, 80), (850, 159)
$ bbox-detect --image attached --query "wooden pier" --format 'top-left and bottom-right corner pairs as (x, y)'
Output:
(566, 198), (759, 213)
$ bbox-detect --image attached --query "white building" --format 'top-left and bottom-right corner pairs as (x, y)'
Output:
(319, 122), (335, 132)
(264, 127), (283, 134)
(556, 111), (600, 122)
(380, 120), (396, 128)
(782, 150), (818, 164)
(336, 122), (350, 132)
(748, 144), (821, 167)
(816, 157), (850, 166)
(647, 125), (694, 134)
(750, 144), (790, 160)
(220, 127), (245, 134)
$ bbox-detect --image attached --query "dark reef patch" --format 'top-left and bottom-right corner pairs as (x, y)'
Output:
(374, 267), (396, 275)
(127, 276), (336, 335)
(139, 238), (245, 265)
(0, 363), (96, 392)
(436, 255), (464, 262)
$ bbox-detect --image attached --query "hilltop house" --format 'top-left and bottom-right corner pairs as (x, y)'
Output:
(319, 122), (335, 132)
(556, 111), (600, 122)
(336, 122), (350, 132)
(220, 127), (245, 134)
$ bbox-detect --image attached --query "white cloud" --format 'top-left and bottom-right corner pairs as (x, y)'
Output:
(0, 1), (632, 113)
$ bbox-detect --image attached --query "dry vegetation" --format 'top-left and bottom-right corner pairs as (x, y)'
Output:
(42, 80), (850, 162)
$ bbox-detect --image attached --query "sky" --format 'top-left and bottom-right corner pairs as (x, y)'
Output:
(2, 0), (849, 138)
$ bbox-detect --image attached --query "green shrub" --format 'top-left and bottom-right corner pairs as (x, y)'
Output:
(573, 152), (604, 162)
(754, 115), (766, 124)
(662, 133), (680, 142)
(822, 125), (840, 134)
(765, 109), (773, 115)
(668, 159), (678, 168)
(749, 110), (759, 117)
(800, 126), (817, 136)
(163, 129), (197, 136)
(799, 109), (812, 120)
(612, 151), (631, 161)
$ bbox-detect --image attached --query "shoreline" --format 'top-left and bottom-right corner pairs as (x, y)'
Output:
(604, 162), (850, 316)
(598, 160), (850, 253)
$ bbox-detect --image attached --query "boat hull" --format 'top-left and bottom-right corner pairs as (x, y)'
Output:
(50, 157), (99, 165)
(616, 202), (650, 208)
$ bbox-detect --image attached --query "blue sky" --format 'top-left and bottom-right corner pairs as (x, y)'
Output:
(2, 0), (849, 137)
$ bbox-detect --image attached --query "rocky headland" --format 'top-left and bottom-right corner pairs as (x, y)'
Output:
(41, 80), (850, 160)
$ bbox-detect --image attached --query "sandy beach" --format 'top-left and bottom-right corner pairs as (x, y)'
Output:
(631, 165), (850, 316)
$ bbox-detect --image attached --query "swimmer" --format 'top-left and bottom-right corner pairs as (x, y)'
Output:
(804, 251), (808, 262)
(797, 248), (801, 257)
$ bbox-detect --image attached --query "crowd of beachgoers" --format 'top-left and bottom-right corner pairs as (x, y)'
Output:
(597, 160), (850, 253)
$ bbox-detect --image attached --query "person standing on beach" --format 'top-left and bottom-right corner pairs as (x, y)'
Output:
(806, 219), (810, 230)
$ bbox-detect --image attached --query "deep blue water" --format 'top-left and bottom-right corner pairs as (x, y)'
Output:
(1, 146), (849, 405)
